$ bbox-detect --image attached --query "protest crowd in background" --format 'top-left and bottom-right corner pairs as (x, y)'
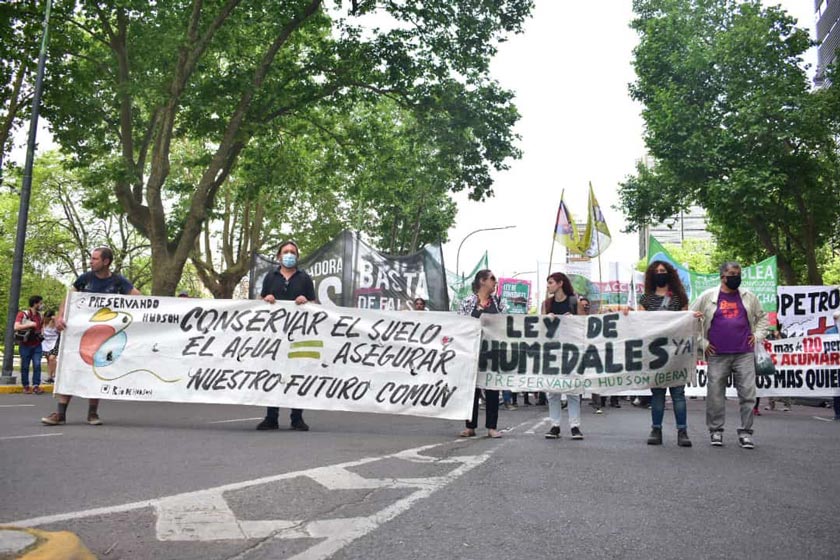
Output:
(9, 231), (837, 452)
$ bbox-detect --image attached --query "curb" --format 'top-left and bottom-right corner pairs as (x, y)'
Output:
(0, 386), (54, 395)
(0, 527), (95, 560)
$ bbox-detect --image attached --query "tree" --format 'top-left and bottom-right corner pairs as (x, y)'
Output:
(636, 238), (721, 274)
(37, 0), (529, 295)
(190, 97), (463, 298)
(343, 99), (459, 255)
(0, 183), (69, 335)
(0, 0), (42, 178)
(620, 0), (840, 285)
(26, 152), (152, 289)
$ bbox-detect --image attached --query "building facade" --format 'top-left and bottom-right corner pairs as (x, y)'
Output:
(815, 0), (840, 86)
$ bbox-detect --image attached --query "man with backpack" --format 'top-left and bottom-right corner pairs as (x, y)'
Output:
(14, 295), (45, 394)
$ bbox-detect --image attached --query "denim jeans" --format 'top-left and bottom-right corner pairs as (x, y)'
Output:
(706, 353), (756, 434)
(650, 385), (687, 429)
(547, 393), (580, 428)
(19, 344), (43, 387)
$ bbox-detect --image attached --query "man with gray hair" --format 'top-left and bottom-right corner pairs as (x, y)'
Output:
(691, 261), (769, 448)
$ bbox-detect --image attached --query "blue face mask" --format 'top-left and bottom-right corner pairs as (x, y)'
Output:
(281, 253), (297, 268)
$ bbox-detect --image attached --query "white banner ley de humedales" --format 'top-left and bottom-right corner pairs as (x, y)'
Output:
(478, 311), (699, 393)
(55, 293), (481, 419)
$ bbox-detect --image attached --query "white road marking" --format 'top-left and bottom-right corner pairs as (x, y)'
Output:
(498, 418), (542, 435)
(0, 433), (63, 441)
(525, 417), (551, 434)
(0, 404), (36, 408)
(8, 439), (496, 560)
(813, 416), (833, 422)
(207, 417), (263, 424)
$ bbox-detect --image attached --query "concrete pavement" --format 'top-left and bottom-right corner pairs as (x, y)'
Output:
(1, 395), (838, 559)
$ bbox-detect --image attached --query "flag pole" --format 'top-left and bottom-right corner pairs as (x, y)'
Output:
(548, 189), (564, 276)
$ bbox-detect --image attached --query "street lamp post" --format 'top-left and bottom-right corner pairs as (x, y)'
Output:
(455, 225), (516, 280)
(2, 0), (52, 385)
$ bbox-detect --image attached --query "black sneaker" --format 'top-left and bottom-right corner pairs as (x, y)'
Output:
(544, 425), (561, 439)
(710, 432), (723, 447)
(290, 420), (310, 432)
(570, 426), (584, 440)
(647, 427), (662, 445)
(738, 434), (755, 449)
(256, 418), (279, 430)
(677, 429), (692, 448)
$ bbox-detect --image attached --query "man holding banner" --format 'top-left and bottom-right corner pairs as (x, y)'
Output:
(256, 241), (316, 432)
(42, 247), (141, 426)
(691, 262), (769, 449)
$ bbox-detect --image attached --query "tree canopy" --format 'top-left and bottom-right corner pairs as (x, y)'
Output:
(29, 0), (531, 294)
(620, 0), (840, 285)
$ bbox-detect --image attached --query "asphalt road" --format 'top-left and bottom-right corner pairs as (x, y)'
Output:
(1, 394), (838, 560)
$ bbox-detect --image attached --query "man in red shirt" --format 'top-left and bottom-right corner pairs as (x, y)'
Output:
(14, 295), (45, 394)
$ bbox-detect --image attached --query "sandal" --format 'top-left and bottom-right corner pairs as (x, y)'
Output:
(459, 429), (477, 438)
(487, 429), (502, 438)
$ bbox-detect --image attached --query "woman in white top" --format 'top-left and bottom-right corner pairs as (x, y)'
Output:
(41, 311), (60, 384)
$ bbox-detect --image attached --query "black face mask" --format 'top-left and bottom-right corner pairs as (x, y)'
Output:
(724, 275), (742, 290)
(654, 273), (669, 288)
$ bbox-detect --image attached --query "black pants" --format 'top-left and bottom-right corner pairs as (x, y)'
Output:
(601, 395), (619, 407)
(265, 407), (303, 424)
(466, 389), (498, 430)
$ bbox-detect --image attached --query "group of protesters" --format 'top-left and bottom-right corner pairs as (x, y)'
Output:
(452, 259), (840, 450)
(14, 243), (840, 447)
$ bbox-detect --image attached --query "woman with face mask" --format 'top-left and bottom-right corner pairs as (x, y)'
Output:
(256, 241), (316, 433)
(458, 269), (505, 438)
(638, 260), (692, 447)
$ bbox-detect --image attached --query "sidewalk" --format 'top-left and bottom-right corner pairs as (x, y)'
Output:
(0, 384), (54, 395)
(0, 527), (94, 559)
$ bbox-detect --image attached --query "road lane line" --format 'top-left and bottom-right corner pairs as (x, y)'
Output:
(0, 404), (36, 408)
(525, 417), (551, 434)
(7, 440), (489, 532)
(813, 416), (833, 422)
(207, 417), (263, 424)
(0, 433), (63, 441)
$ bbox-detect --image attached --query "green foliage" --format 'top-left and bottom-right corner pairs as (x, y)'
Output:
(636, 238), (722, 274)
(25, 0), (531, 294)
(0, 185), (68, 333)
(819, 247), (840, 286)
(621, 0), (840, 285)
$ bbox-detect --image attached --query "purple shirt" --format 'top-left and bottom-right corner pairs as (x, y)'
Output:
(708, 290), (753, 354)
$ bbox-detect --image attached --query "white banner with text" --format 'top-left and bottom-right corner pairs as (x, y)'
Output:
(683, 334), (840, 397)
(55, 293), (481, 419)
(477, 311), (699, 394)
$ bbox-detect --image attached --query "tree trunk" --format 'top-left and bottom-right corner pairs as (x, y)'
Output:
(794, 191), (824, 285)
(752, 218), (797, 285)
